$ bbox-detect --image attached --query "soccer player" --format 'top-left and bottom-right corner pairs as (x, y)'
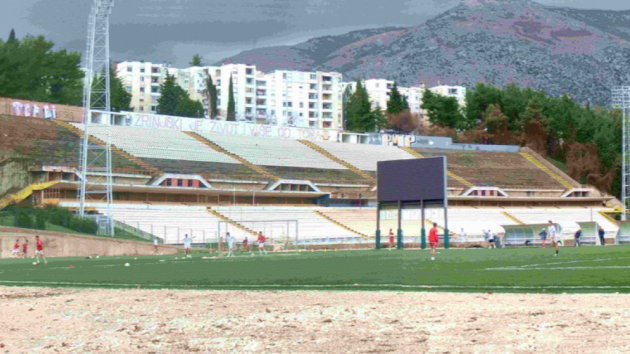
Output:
(257, 231), (267, 256)
(11, 239), (20, 259)
(34, 235), (47, 265)
(242, 236), (249, 252)
(22, 239), (28, 259)
(460, 228), (467, 244)
(548, 220), (559, 256)
(388, 229), (395, 249)
(183, 234), (194, 258)
(539, 228), (547, 248)
(429, 223), (439, 261)
(226, 232), (235, 257)
(153, 237), (159, 254)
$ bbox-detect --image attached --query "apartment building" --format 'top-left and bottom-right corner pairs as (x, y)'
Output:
(115, 62), (344, 130)
(429, 85), (467, 106)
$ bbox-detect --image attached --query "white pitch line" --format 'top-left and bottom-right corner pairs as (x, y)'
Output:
(0, 280), (629, 291)
(486, 266), (630, 271)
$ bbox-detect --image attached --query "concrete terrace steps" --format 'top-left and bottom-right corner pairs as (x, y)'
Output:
(186, 131), (280, 181)
(501, 211), (526, 225)
(298, 140), (376, 182)
(313, 210), (368, 240)
(399, 147), (474, 188)
(519, 152), (574, 190)
(207, 208), (258, 237)
(56, 120), (162, 176)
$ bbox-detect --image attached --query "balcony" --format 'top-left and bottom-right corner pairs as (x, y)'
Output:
(322, 104), (333, 110)
(322, 85), (332, 92)
(256, 90), (267, 96)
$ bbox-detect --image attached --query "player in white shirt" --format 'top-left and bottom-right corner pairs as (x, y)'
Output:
(183, 234), (194, 258)
(547, 220), (560, 256)
(460, 228), (467, 245)
(226, 232), (235, 257)
(153, 238), (159, 254)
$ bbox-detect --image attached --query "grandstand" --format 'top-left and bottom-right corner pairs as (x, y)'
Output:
(0, 116), (146, 174)
(195, 132), (367, 183)
(414, 148), (570, 190)
(0, 108), (621, 248)
(71, 124), (264, 180)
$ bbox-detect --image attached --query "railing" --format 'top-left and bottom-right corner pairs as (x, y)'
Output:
(113, 220), (162, 243)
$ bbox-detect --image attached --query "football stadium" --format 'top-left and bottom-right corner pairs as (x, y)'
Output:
(2, 0), (630, 352)
(1, 108), (630, 351)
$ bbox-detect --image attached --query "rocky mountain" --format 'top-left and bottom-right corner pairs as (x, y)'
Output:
(218, 0), (630, 107)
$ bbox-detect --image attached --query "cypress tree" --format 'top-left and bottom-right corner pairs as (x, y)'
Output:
(206, 75), (218, 118)
(226, 74), (236, 121)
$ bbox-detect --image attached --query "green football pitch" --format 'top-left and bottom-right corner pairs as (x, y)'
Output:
(1, 246), (629, 293)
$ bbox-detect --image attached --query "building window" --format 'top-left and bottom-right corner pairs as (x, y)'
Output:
(140, 68), (145, 73)
(140, 106), (144, 112)
(187, 180), (193, 187)
(140, 87), (145, 93)
(127, 67), (132, 72)
(140, 76), (145, 82)
(165, 179), (171, 186)
(125, 86), (132, 92)
(310, 74), (317, 80)
(448, 88), (458, 95)
(299, 102), (304, 108)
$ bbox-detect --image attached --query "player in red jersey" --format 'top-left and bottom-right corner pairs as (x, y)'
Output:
(388, 229), (395, 249)
(22, 239), (28, 259)
(242, 236), (249, 252)
(429, 223), (439, 261)
(34, 235), (47, 265)
(11, 239), (20, 258)
(257, 231), (267, 256)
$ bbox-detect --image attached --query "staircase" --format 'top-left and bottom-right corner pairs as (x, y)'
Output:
(186, 132), (280, 181)
(55, 120), (163, 176)
(298, 140), (376, 182)
(399, 147), (474, 188)
(313, 210), (369, 240)
(501, 211), (525, 225)
(0, 181), (60, 210)
(598, 210), (618, 225)
(207, 208), (258, 236)
(519, 152), (574, 190)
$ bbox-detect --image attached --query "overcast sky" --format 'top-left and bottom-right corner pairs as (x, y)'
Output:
(1, 0), (629, 67)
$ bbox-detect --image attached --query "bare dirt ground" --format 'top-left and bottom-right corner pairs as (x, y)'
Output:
(0, 287), (629, 353)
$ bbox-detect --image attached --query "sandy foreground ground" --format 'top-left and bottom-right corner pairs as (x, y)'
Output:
(0, 287), (629, 353)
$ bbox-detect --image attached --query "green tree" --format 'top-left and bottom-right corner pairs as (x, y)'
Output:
(109, 67), (132, 112)
(342, 84), (353, 130)
(421, 89), (465, 129)
(190, 54), (203, 67)
(156, 73), (204, 118)
(206, 75), (218, 118)
(92, 67), (132, 112)
(345, 79), (372, 132)
(0, 35), (84, 105)
(226, 74), (236, 121)
(386, 82), (405, 114)
(7, 29), (17, 44)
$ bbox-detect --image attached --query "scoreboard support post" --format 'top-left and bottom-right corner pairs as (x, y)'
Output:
(421, 200), (427, 250)
(397, 200), (403, 249)
(376, 203), (381, 249)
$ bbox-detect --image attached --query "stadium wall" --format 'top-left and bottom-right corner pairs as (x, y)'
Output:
(0, 97), (84, 123)
(0, 227), (179, 259)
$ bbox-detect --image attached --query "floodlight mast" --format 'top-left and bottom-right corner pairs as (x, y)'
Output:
(612, 86), (630, 221)
(78, 0), (115, 236)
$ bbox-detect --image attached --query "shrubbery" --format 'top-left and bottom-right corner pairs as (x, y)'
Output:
(5, 205), (99, 234)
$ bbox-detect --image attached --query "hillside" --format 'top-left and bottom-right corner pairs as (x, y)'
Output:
(218, 0), (630, 107)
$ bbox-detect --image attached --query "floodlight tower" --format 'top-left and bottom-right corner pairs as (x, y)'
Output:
(78, 0), (115, 236)
(612, 86), (630, 220)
